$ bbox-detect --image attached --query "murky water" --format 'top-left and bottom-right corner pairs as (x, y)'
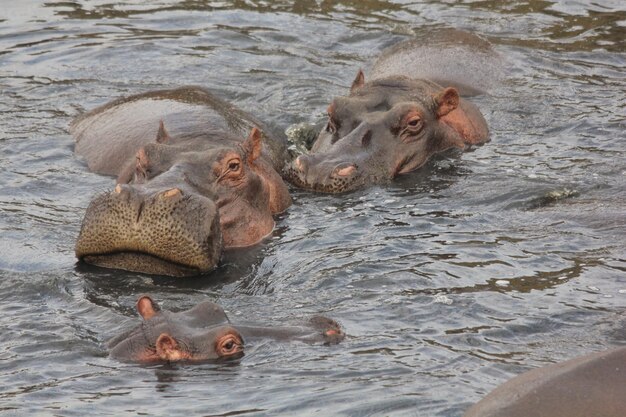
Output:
(1, 1), (625, 416)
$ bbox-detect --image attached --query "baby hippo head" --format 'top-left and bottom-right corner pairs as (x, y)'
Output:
(108, 296), (244, 363)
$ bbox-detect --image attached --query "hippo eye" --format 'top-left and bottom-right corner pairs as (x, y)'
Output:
(133, 167), (149, 184)
(326, 117), (337, 134)
(407, 116), (421, 128)
(404, 115), (423, 134)
(227, 159), (241, 172)
(326, 102), (338, 134)
(216, 157), (244, 183)
(326, 106), (341, 135)
(216, 333), (243, 357)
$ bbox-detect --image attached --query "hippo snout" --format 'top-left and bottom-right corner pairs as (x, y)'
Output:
(76, 185), (222, 276)
(287, 155), (360, 193)
(294, 155), (308, 174)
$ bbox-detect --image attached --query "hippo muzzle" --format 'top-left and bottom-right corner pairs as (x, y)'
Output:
(75, 184), (222, 277)
(285, 153), (363, 194)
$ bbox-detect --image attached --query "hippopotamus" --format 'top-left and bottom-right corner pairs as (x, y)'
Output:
(108, 295), (344, 363)
(71, 87), (292, 276)
(286, 30), (498, 193)
(464, 346), (626, 417)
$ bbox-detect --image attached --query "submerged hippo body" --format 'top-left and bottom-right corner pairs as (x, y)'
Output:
(464, 347), (626, 417)
(287, 30), (499, 193)
(71, 87), (292, 277)
(109, 296), (344, 363)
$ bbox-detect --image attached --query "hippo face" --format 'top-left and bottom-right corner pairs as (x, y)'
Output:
(75, 125), (291, 276)
(108, 296), (244, 363)
(286, 71), (485, 193)
(109, 296), (346, 364)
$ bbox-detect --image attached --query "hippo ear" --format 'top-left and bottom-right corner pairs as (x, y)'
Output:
(155, 333), (186, 361)
(137, 295), (160, 320)
(243, 127), (262, 164)
(156, 120), (171, 144)
(350, 69), (365, 93)
(434, 87), (459, 118)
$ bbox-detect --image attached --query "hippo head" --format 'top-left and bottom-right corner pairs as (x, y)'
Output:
(108, 296), (244, 363)
(286, 70), (484, 193)
(76, 124), (291, 277)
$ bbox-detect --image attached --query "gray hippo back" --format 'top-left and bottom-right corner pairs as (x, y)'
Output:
(71, 86), (289, 176)
(370, 28), (504, 95)
(464, 347), (626, 417)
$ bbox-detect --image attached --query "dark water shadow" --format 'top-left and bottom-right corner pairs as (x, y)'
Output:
(76, 241), (270, 312)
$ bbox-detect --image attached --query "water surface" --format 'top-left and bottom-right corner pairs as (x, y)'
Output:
(1, 1), (625, 416)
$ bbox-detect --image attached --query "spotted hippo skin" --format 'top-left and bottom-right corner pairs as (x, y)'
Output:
(464, 347), (626, 417)
(108, 296), (345, 363)
(71, 87), (292, 277)
(286, 29), (499, 193)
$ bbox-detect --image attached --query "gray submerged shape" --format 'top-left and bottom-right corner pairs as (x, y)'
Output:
(0, 2), (625, 416)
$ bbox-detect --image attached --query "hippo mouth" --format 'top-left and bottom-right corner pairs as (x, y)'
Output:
(81, 252), (210, 277)
(75, 186), (222, 277)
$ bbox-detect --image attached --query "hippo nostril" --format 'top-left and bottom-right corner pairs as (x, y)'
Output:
(295, 155), (308, 173)
(333, 164), (357, 177)
(160, 188), (182, 199)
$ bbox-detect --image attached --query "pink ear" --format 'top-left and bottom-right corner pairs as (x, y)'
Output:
(350, 69), (365, 93)
(434, 87), (459, 118)
(156, 120), (171, 143)
(136, 295), (159, 320)
(244, 127), (262, 164)
(155, 333), (181, 361)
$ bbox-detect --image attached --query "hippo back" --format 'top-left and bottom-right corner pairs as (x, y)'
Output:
(370, 28), (504, 95)
(464, 347), (626, 417)
(71, 86), (288, 177)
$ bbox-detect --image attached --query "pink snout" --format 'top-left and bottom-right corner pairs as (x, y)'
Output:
(333, 164), (357, 177)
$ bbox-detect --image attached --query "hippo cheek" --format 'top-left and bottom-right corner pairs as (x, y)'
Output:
(75, 185), (222, 277)
(250, 159), (292, 214)
(215, 172), (279, 248)
(393, 149), (429, 176)
(218, 201), (275, 248)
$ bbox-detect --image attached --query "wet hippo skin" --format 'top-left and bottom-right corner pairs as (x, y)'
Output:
(286, 29), (497, 193)
(109, 296), (345, 363)
(463, 346), (626, 417)
(71, 87), (292, 277)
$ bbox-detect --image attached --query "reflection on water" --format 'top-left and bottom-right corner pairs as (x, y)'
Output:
(0, 0), (625, 416)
